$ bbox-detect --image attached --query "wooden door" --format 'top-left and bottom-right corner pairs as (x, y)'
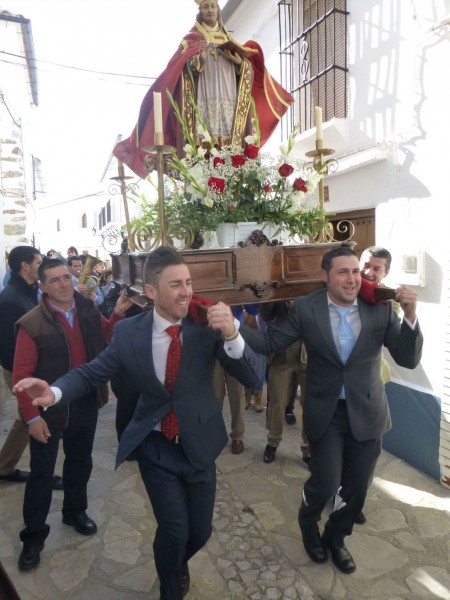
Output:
(328, 208), (375, 258)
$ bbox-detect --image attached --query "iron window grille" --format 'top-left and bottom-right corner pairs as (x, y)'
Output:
(278, 0), (349, 136)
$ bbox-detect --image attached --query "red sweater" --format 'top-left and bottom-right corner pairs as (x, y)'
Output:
(14, 301), (122, 423)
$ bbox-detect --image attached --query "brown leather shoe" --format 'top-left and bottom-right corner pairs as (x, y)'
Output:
(180, 563), (190, 596)
(231, 439), (244, 454)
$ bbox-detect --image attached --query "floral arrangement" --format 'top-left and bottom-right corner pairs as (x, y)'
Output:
(130, 93), (330, 245)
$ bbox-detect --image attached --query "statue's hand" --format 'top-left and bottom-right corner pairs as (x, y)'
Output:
(199, 40), (209, 65)
(222, 49), (242, 65)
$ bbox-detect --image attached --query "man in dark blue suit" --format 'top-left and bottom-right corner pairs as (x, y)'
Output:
(14, 247), (261, 600)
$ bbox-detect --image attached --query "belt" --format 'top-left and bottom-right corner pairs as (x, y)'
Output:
(152, 430), (182, 445)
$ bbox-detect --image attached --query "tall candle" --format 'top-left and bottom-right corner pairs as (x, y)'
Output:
(315, 106), (323, 141)
(153, 92), (164, 145)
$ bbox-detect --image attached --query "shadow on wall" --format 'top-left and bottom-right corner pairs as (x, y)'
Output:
(383, 382), (441, 481)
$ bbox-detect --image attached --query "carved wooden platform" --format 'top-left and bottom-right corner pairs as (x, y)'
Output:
(111, 238), (349, 306)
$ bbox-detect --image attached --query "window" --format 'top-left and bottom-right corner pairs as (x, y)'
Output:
(56, 219), (60, 232)
(278, 0), (348, 134)
(81, 213), (87, 228)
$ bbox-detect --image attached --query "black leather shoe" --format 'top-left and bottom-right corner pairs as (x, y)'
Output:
(180, 563), (190, 597)
(18, 543), (44, 571)
(52, 475), (63, 490)
(300, 525), (327, 563)
(285, 412), (297, 425)
(0, 469), (29, 483)
(263, 444), (277, 463)
(62, 511), (97, 535)
(355, 510), (366, 524)
(323, 533), (356, 573)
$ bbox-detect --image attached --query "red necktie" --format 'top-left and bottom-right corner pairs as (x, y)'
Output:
(161, 325), (181, 440)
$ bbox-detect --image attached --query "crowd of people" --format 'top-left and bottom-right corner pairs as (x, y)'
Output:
(0, 239), (423, 599)
(0, 2), (424, 599)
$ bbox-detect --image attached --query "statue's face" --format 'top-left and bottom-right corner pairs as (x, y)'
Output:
(200, 1), (219, 27)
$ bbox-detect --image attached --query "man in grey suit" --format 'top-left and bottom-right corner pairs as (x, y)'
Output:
(207, 246), (423, 574)
(14, 247), (261, 600)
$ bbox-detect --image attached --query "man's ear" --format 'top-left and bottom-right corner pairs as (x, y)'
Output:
(321, 269), (328, 283)
(144, 283), (155, 300)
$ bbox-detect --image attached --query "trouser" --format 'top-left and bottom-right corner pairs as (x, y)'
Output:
(212, 362), (245, 441)
(299, 400), (381, 540)
(267, 354), (298, 447)
(0, 369), (29, 476)
(139, 431), (216, 600)
(20, 401), (98, 546)
(266, 344), (309, 457)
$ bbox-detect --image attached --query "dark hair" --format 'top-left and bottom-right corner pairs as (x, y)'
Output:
(321, 246), (358, 273)
(8, 246), (41, 273)
(38, 258), (68, 282)
(362, 246), (392, 271)
(143, 247), (187, 286)
(100, 269), (113, 287)
(67, 255), (82, 267)
(67, 246), (78, 255)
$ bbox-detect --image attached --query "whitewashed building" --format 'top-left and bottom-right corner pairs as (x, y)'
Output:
(0, 9), (39, 284)
(223, 0), (449, 484)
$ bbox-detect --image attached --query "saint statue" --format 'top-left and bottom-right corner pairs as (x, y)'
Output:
(114, 0), (293, 179)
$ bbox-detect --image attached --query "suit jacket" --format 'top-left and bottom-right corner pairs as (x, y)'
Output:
(240, 289), (423, 443)
(50, 310), (261, 470)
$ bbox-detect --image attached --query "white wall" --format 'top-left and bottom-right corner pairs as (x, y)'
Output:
(224, 0), (449, 398)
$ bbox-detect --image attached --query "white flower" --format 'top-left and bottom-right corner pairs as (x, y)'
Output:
(245, 134), (257, 145)
(186, 184), (204, 201)
(183, 143), (194, 157)
(203, 197), (214, 208)
(197, 147), (207, 159)
(197, 123), (212, 143)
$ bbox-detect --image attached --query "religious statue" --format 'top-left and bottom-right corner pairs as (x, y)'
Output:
(113, 0), (293, 179)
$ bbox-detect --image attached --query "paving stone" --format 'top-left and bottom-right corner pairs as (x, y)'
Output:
(2, 393), (450, 599)
(406, 566), (450, 597)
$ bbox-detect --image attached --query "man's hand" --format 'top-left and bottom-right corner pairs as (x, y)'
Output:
(29, 418), (51, 444)
(115, 290), (134, 314)
(207, 302), (236, 338)
(13, 378), (56, 408)
(395, 285), (417, 323)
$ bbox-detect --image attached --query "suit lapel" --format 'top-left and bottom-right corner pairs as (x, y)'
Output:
(178, 317), (202, 377)
(132, 310), (167, 395)
(311, 293), (341, 362)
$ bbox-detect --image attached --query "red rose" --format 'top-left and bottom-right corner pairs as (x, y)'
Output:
(278, 163), (294, 177)
(293, 177), (307, 192)
(244, 144), (259, 159)
(213, 157), (225, 168)
(263, 184), (272, 193)
(229, 204), (236, 211)
(231, 154), (246, 168)
(208, 177), (226, 193)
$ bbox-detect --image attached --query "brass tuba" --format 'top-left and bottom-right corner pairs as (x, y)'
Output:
(78, 254), (102, 297)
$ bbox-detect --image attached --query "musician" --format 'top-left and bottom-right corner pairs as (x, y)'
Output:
(13, 259), (133, 572)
